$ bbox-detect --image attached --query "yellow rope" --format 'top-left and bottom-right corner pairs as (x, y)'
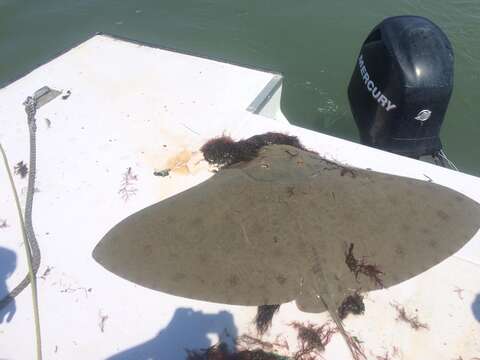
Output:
(0, 143), (42, 360)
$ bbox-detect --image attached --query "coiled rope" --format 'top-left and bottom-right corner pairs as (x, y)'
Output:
(0, 96), (42, 359)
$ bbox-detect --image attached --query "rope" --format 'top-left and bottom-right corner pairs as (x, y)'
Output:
(0, 97), (41, 309)
(0, 96), (42, 359)
(437, 149), (459, 171)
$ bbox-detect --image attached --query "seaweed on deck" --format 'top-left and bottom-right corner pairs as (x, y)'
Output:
(14, 161), (28, 178)
(118, 167), (138, 201)
(185, 342), (287, 360)
(200, 133), (313, 168)
(338, 292), (365, 320)
(391, 303), (429, 330)
(289, 321), (337, 359)
(254, 305), (281, 335)
(237, 334), (289, 353)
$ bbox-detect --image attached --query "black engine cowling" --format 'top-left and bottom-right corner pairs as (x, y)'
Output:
(348, 16), (454, 158)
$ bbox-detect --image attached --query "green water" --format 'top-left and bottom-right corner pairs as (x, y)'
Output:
(1, 0), (479, 175)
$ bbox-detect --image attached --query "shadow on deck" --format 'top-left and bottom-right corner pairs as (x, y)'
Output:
(107, 307), (238, 360)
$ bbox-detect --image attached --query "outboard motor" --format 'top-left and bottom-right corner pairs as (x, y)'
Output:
(348, 16), (455, 164)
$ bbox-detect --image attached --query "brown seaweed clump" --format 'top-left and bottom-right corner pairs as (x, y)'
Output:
(185, 342), (284, 360)
(254, 305), (281, 335)
(289, 321), (337, 359)
(391, 303), (429, 330)
(338, 293), (365, 320)
(14, 161), (28, 178)
(200, 132), (312, 168)
(345, 243), (385, 287)
(237, 334), (289, 354)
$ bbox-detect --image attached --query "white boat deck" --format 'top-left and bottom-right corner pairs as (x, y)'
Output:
(0, 35), (479, 360)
